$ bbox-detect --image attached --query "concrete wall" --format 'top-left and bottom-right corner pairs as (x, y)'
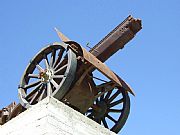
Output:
(0, 97), (117, 135)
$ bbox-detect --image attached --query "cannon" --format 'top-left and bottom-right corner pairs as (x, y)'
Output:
(0, 15), (142, 133)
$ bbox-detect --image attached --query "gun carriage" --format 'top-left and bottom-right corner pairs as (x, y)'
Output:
(0, 15), (142, 133)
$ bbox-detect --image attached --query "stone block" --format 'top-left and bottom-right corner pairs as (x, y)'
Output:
(0, 97), (117, 135)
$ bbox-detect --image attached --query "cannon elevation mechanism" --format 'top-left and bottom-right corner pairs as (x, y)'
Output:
(0, 15), (142, 133)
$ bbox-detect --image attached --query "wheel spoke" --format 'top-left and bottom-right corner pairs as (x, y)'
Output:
(52, 75), (64, 79)
(43, 54), (49, 69)
(102, 117), (108, 128)
(87, 113), (93, 119)
(36, 64), (44, 72)
(94, 91), (106, 99)
(54, 64), (68, 74)
(87, 109), (93, 113)
(107, 114), (117, 123)
(53, 48), (64, 68)
(29, 90), (41, 104)
(38, 87), (46, 101)
(47, 82), (52, 96)
(25, 83), (42, 100)
(50, 49), (56, 67)
(109, 109), (122, 113)
(96, 98), (99, 103)
(28, 74), (39, 79)
(95, 85), (114, 99)
(24, 80), (41, 89)
(108, 90), (121, 103)
(105, 90), (112, 101)
(109, 98), (124, 108)
(100, 92), (104, 101)
(54, 57), (67, 71)
(50, 79), (58, 89)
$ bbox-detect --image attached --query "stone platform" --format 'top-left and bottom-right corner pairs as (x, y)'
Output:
(0, 97), (117, 135)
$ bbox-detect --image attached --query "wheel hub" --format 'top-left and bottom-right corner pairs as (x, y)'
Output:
(93, 101), (108, 119)
(40, 69), (53, 83)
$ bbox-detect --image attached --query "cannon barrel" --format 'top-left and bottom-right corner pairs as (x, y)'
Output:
(90, 15), (142, 62)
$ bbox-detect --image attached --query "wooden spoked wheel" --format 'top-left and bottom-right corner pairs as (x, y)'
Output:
(86, 81), (130, 133)
(18, 43), (77, 108)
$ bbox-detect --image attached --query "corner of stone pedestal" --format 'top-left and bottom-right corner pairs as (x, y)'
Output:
(0, 96), (117, 135)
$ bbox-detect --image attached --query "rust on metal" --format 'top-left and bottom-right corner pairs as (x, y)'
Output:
(76, 46), (122, 87)
(54, 27), (70, 42)
(90, 15), (142, 62)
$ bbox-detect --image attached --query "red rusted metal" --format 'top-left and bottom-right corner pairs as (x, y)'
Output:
(90, 15), (142, 63)
(76, 47), (122, 86)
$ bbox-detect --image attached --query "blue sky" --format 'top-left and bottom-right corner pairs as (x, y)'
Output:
(0, 0), (180, 135)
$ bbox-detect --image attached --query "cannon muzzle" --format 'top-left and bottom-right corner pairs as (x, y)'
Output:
(90, 15), (142, 62)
